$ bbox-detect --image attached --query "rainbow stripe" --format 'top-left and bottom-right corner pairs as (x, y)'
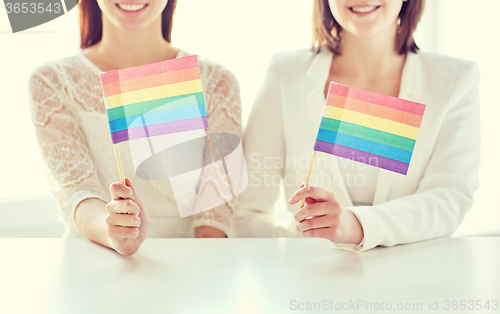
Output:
(99, 55), (208, 144)
(314, 82), (426, 175)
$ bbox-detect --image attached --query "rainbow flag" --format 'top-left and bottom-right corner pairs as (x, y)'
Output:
(314, 82), (426, 175)
(99, 55), (208, 144)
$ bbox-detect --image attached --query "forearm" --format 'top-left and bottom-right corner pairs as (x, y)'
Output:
(343, 210), (364, 245)
(75, 198), (113, 249)
(347, 186), (473, 252)
(194, 226), (226, 238)
(192, 202), (233, 237)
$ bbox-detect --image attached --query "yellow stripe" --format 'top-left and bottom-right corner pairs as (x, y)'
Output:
(323, 106), (420, 140)
(103, 80), (203, 109)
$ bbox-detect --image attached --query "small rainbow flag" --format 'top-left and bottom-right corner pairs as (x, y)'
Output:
(314, 82), (426, 175)
(99, 55), (208, 144)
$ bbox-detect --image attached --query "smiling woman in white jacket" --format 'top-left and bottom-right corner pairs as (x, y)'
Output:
(234, 0), (481, 252)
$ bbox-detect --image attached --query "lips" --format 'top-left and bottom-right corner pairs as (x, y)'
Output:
(349, 5), (380, 14)
(115, 3), (148, 12)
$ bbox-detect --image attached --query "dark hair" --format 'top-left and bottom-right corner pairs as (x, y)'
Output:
(78, 0), (177, 49)
(312, 0), (425, 55)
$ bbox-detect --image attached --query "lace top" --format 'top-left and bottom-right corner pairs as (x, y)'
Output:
(27, 49), (243, 238)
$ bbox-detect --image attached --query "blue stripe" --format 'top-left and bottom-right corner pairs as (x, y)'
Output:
(109, 104), (207, 133)
(316, 129), (413, 164)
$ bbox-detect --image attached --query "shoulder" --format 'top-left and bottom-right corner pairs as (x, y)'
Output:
(414, 51), (479, 81)
(28, 54), (86, 91)
(28, 60), (61, 91)
(267, 48), (319, 75)
(412, 51), (480, 107)
(28, 55), (91, 123)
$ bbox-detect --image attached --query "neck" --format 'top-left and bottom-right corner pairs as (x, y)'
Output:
(93, 16), (177, 70)
(332, 28), (405, 81)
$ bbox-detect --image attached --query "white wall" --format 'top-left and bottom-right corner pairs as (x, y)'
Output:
(430, 0), (500, 236)
(0, 0), (498, 236)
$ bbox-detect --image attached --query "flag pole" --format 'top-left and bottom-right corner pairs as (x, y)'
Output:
(299, 151), (317, 209)
(113, 144), (125, 185)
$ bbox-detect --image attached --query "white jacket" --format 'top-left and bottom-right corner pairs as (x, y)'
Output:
(233, 48), (481, 252)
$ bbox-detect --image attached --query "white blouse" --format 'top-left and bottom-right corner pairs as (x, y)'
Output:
(338, 159), (379, 206)
(27, 48), (243, 238)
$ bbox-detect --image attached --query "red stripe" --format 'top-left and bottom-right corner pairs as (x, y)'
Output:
(328, 82), (426, 116)
(99, 55), (199, 86)
(326, 95), (423, 127)
(102, 68), (201, 97)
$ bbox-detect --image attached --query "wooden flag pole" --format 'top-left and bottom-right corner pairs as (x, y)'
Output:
(299, 151), (317, 209)
(113, 144), (125, 185)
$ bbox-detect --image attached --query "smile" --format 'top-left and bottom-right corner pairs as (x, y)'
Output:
(350, 5), (380, 14)
(115, 3), (148, 12)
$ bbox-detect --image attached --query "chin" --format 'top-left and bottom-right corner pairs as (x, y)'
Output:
(351, 29), (379, 39)
(349, 23), (390, 39)
(114, 18), (151, 31)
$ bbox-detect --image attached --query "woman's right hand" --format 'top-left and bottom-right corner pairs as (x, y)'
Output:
(106, 177), (149, 256)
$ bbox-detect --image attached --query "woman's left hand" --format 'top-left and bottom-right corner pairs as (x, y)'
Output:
(288, 185), (364, 245)
(194, 226), (226, 238)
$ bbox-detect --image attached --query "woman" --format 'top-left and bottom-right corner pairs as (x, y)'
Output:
(236, 0), (480, 252)
(28, 0), (242, 255)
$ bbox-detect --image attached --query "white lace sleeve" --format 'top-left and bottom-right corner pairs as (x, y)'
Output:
(27, 63), (109, 235)
(191, 63), (243, 236)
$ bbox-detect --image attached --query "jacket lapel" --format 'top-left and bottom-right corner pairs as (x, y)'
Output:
(372, 52), (422, 205)
(304, 49), (354, 208)
(305, 50), (332, 130)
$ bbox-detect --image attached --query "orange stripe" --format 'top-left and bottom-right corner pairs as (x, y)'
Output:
(326, 95), (423, 128)
(102, 67), (201, 97)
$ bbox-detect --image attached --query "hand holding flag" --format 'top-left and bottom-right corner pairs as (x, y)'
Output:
(105, 177), (149, 256)
(289, 184), (364, 245)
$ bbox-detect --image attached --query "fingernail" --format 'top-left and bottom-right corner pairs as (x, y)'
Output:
(288, 198), (293, 204)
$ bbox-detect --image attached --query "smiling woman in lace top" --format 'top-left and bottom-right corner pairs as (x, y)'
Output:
(27, 0), (242, 255)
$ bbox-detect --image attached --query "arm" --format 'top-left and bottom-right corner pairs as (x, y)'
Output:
(28, 65), (147, 255)
(192, 66), (243, 237)
(74, 198), (111, 247)
(28, 64), (109, 237)
(339, 62), (481, 252)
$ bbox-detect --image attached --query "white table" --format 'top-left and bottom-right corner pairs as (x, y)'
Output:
(0, 237), (499, 314)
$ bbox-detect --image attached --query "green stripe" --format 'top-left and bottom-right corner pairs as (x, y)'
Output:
(319, 117), (416, 152)
(106, 92), (205, 121)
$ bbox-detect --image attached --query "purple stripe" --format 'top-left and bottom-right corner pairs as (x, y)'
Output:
(111, 116), (208, 144)
(314, 140), (410, 175)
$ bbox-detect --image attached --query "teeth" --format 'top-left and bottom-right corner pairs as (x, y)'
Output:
(117, 3), (147, 11)
(351, 6), (377, 13)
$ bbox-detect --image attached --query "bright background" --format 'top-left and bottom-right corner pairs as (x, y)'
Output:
(0, 0), (498, 236)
